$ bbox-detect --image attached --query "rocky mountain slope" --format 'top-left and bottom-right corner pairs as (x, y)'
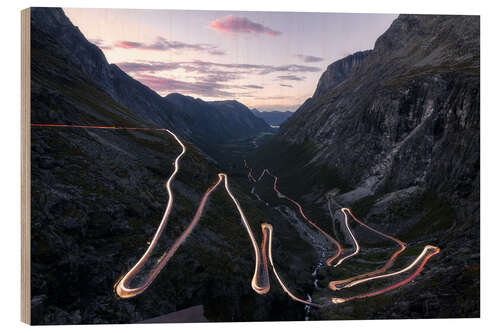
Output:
(165, 94), (270, 143)
(29, 7), (307, 324)
(30, 8), (480, 323)
(253, 14), (479, 318)
(312, 50), (372, 98)
(250, 109), (294, 126)
(30, 8), (270, 155)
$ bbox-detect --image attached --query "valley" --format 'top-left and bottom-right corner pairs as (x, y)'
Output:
(28, 7), (479, 324)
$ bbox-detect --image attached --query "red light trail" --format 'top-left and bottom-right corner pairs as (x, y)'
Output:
(262, 223), (323, 307)
(34, 123), (439, 309)
(244, 162), (439, 305)
(329, 208), (407, 291)
(31, 123), (168, 131)
(331, 246), (440, 304)
(257, 169), (343, 265)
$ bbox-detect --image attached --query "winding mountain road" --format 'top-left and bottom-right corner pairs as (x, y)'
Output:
(33, 123), (440, 309)
(245, 162), (440, 306)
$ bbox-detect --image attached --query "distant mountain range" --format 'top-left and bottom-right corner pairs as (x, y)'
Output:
(250, 109), (294, 126)
(164, 93), (269, 143)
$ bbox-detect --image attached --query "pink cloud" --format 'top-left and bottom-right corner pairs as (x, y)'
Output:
(89, 38), (113, 50)
(295, 54), (324, 63)
(115, 41), (143, 49)
(114, 37), (225, 55)
(209, 15), (282, 36)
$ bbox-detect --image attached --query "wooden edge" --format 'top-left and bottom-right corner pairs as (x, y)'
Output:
(21, 7), (31, 325)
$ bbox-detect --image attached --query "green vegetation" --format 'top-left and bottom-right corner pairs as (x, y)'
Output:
(400, 191), (456, 240)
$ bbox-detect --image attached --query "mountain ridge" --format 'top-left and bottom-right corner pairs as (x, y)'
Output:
(250, 109), (294, 126)
(31, 7), (271, 155)
(29, 7), (305, 324)
(164, 93), (270, 144)
(253, 13), (479, 318)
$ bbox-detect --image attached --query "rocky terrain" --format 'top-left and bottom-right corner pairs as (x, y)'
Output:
(29, 7), (310, 324)
(253, 14), (480, 318)
(30, 8), (270, 154)
(29, 8), (480, 324)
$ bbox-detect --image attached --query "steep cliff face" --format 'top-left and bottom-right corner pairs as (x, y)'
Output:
(254, 14), (479, 318)
(264, 14), (479, 208)
(312, 50), (371, 98)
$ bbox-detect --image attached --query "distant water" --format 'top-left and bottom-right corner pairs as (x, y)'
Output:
(271, 125), (280, 128)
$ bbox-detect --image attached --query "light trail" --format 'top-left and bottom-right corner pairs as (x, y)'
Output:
(257, 169), (267, 181)
(329, 208), (407, 291)
(331, 245), (440, 304)
(35, 123), (439, 309)
(113, 134), (271, 297)
(333, 208), (360, 267)
(242, 161), (439, 305)
(344, 245), (438, 288)
(34, 126), (188, 298)
(114, 128), (186, 298)
(31, 123), (167, 131)
(33, 124), (270, 298)
(262, 223), (323, 307)
(116, 169), (272, 298)
(221, 173), (270, 295)
(243, 160), (257, 183)
(110, 132), (271, 297)
(251, 167), (343, 265)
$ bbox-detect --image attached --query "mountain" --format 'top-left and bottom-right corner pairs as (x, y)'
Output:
(29, 7), (304, 324)
(250, 109), (294, 127)
(253, 14), (479, 318)
(30, 8), (270, 156)
(313, 50), (372, 98)
(165, 94), (270, 143)
(29, 7), (480, 322)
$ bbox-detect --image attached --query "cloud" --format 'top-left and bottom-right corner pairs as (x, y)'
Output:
(134, 73), (234, 98)
(277, 75), (305, 81)
(115, 61), (321, 97)
(89, 38), (113, 50)
(243, 84), (264, 89)
(209, 15), (282, 36)
(132, 73), (261, 98)
(280, 84), (293, 88)
(117, 62), (182, 72)
(114, 37), (225, 55)
(115, 41), (143, 49)
(258, 64), (320, 75)
(116, 60), (320, 76)
(197, 72), (242, 83)
(295, 54), (324, 63)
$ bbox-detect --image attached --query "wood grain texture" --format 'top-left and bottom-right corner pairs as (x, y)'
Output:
(21, 7), (31, 325)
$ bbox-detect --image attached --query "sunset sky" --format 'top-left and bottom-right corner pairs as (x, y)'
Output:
(64, 8), (397, 111)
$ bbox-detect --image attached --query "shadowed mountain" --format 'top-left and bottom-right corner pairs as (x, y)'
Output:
(313, 50), (372, 98)
(250, 109), (294, 127)
(165, 93), (270, 143)
(29, 7), (305, 324)
(28, 7), (479, 323)
(30, 7), (271, 157)
(253, 14), (479, 318)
